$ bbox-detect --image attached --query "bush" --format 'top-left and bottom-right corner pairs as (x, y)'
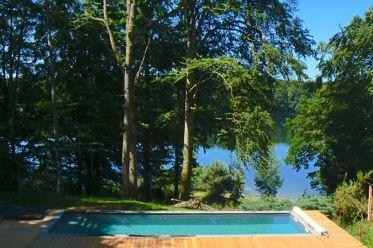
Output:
(294, 195), (335, 217)
(240, 197), (293, 211)
(101, 180), (121, 196)
(194, 161), (244, 206)
(334, 181), (367, 224)
(333, 171), (372, 224)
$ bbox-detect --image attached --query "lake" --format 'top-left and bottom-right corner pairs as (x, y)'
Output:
(196, 143), (319, 199)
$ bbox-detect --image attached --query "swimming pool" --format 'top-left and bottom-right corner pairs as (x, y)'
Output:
(48, 210), (318, 236)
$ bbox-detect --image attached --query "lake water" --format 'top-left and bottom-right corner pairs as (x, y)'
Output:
(196, 143), (318, 199)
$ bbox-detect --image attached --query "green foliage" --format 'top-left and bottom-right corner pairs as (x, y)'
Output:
(240, 195), (335, 215)
(240, 197), (293, 211)
(101, 180), (122, 196)
(344, 221), (373, 248)
(286, 8), (373, 193)
(161, 57), (275, 167)
(254, 151), (283, 197)
(294, 195), (335, 217)
(272, 80), (320, 142)
(333, 171), (373, 224)
(0, 0), (313, 201)
(194, 161), (245, 206)
(233, 107), (274, 167)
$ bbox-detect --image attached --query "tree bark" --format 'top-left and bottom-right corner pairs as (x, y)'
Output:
(45, 0), (62, 195)
(103, 0), (137, 198)
(126, 0), (137, 198)
(179, 80), (195, 200)
(142, 137), (151, 200)
(179, 0), (197, 200)
(173, 144), (181, 198)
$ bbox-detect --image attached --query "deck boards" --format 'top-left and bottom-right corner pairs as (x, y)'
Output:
(0, 211), (366, 248)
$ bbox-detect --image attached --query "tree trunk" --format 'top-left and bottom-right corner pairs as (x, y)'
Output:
(174, 144), (181, 198)
(103, 0), (137, 198)
(142, 138), (151, 200)
(179, 82), (195, 200)
(75, 144), (84, 195)
(8, 72), (18, 194)
(126, 0), (137, 198)
(179, 0), (197, 200)
(45, 0), (62, 195)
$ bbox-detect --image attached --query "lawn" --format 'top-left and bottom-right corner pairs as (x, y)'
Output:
(0, 194), (184, 211)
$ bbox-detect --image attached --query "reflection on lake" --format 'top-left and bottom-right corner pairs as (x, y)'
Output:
(196, 143), (319, 199)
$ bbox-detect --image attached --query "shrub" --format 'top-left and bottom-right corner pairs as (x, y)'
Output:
(195, 161), (245, 206)
(101, 180), (121, 196)
(333, 171), (372, 224)
(334, 181), (367, 224)
(294, 195), (335, 217)
(240, 197), (293, 211)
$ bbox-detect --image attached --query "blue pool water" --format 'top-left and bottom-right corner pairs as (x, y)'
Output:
(50, 212), (309, 236)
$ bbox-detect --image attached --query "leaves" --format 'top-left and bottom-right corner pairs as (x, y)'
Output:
(287, 8), (373, 194)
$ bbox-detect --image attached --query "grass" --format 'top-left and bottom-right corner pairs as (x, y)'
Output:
(1, 194), (185, 211)
(344, 221), (373, 248)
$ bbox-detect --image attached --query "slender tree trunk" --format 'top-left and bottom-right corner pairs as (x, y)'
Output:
(179, 0), (197, 200)
(121, 76), (130, 197)
(75, 145), (84, 195)
(126, 0), (137, 198)
(8, 73), (18, 194)
(173, 102), (182, 198)
(45, 0), (62, 195)
(179, 84), (195, 200)
(103, 0), (137, 198)
(142, 138), (151, 200)
(174, 144), (181, 198)
(14, 48), (23, 196)
(7, 38), (18, 194)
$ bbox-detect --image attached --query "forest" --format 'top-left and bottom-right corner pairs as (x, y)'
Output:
(0, 0), (372, 213)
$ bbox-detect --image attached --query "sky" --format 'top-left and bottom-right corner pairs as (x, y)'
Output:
(295, 0), (372, 79)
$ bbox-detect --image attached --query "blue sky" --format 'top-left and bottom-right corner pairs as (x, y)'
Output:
(295, 0), (372, 78)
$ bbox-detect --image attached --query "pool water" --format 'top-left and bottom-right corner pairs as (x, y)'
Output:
(50, 212), (309, 236)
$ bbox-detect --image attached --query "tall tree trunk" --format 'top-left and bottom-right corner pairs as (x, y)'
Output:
(179, 85), (195, 200)
(103, 0), (137, 198)
(173, 102), (182, 198)
(173, 144), (181, 198)
(126, 0), (137, 198)
(9, 95), (18, 194)
(8, 72), (18, 194)
(7, 35), (19, 194)
(142, 137), (151, 200)
(75, 143), (84, 195)
(179, 0), (197, 200)
(45, 0), (62, 195)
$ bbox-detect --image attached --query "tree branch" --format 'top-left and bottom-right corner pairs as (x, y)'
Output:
(103, 0), (124, 73)
(190, 64), (223, 99)
(135, 37), (151, 82)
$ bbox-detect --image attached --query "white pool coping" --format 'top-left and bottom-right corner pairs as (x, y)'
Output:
(42, 207), (328, 237)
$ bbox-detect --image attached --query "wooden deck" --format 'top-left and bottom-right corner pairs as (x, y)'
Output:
(0, 211), (366, 248)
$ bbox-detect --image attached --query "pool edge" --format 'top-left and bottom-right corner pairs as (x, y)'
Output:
(42, 209), (324, 238)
